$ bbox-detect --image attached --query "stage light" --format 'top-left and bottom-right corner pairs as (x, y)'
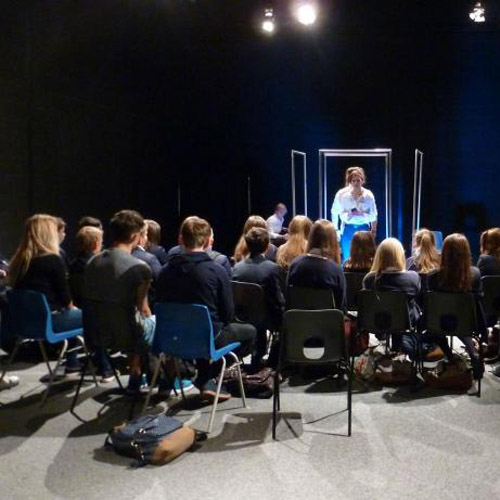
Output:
(469, 2), (486, 23)
(295, 3), (317, 26)
(262, 8), (276, 34)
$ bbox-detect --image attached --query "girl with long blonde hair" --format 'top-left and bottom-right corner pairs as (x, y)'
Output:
(233, 215), (277, 263)
(276, 215), (312, 270)
(407, 228), (440, 273)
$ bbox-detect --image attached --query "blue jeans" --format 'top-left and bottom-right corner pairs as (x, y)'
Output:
(341, 223), (370, 262)
(52, 308), (82, 369)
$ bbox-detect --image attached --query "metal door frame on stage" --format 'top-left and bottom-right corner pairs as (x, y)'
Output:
(291, 150), (308, 217)
(318, 148), (393, 238)
(412, 149), (424, 237)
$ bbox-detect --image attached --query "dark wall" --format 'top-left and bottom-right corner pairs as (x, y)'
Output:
(1, 0), (499, 258)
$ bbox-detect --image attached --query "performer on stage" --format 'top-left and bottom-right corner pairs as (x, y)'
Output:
(331, 166), (378, 261)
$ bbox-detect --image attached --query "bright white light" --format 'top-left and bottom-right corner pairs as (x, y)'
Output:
(296, 4), (317, 26)
(262, 8), (276, 34)
(469, 2), (486, 22)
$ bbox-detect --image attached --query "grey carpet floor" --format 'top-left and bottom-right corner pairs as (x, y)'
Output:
(2, 353), (500, 500)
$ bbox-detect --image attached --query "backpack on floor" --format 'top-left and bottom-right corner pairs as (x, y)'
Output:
(105, 414), (196, 467)
(424, 357), (473, 391)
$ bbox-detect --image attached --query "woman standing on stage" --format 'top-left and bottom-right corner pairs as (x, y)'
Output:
(331, 166), (378, 261)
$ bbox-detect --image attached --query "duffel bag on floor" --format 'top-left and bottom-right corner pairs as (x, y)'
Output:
(106, 414), (196, 467)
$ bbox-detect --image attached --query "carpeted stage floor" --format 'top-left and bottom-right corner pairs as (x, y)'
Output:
(1, 350), (500, 500)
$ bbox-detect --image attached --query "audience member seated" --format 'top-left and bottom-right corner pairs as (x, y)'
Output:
(78, 216), (103, 230)
(276, 215), (313, 271)
(288, 219), (346, 309)
(84, 210), (156, 394)
(477, 227), (500, 276)
(56, 217), (71, 270)
(69, 226), (104, 307)
(233, 227), (285, 366)
(343, 230), (376, 273)
(426, 233), (485, 393)
(363, 238), (421, 353)
(0, 253), (8, 293)
(145, 219), (169, 265)
(169, 227), (232, 278)
(132, 223), (162, 281)
(10, 214), (83, 375)
(158, 216), (256, 401)
(233, 215), (278, 263)
(406, 228), (441, 273)
(266, 203), (288, 246)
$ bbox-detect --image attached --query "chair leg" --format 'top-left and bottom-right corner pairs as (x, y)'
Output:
(347, 360), (353, 437)
(207, 356), (226, 434)
(70, 356), (89, 415)
(38, 340), (53, 376)
(478, 377), (482, 398)
(228, 351), (246, 408)
(107, 352), (123, 391)
(77, 336), (98, 387)
(41, 339), (68, 407)
(0, 337), (23, 382)
(142, 354), (163, 414)
(174, 359), (186, 402)
(272, 367), (280, 440)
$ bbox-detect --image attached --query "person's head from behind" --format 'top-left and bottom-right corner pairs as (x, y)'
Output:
(76, 226), (103, 256)
(56, 217), (67, 244)
(345, 231), (376, 270)
(307, 219), (340, 264)
(345, 166), (366, 189)
(233, 215), (267, 262)
(243, 215), (267, 234)
(275, 203), (287, 219)
(244, 227), (270, 257)
(413, 228), (440, 273)
(109, 210), (144, 247)
(78, 216), (103, 230)
(481, 227), (500, 258)
(288, 215), (312, 240)
(137, 222), (148, 248)
(371, 238), (406, 274)
(9, 214), (60, 286)
(439, 233), (472, 292)
(180, 216), (212, 251)
(145, 219), (161, 249)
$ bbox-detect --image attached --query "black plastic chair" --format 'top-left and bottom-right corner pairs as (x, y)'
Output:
(344, 272), (367, 312)
(481, 275), (500, 321)
(232, 281), (267, 330)
(287, 286), (335, 310)
(422, 291), (482, 397)
(272, 309), (352, 439)
(357, 289), (421, 372)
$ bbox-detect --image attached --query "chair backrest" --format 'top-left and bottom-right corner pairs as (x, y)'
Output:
(82, 299), (142, 351)
(423, 291), (477, 336)
(69, 273), (85, 308)
(357, 289), (411, 334)
(287, 285), (335, 310)
(481, 275), (500, 318)
(153, 302), (214, 359)
(282, 309), (346, 365)
(231, 281), (267, 329)
(344, 272), (366, 311)
(6, 289), (52, 340)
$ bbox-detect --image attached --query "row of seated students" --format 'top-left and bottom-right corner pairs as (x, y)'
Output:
(3, 210), (500, 397)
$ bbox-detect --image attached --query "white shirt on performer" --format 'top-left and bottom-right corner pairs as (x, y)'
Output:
(331, 186), (378, 233)
(267, 214), (284, 239)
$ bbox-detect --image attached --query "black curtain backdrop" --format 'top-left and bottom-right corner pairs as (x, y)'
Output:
(1, 0), (499, 258)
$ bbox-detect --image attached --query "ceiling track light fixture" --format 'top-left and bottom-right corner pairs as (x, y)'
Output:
(469, 1), (486, 23)
(261, 7), (276, 34)
(295, 2), (318, 26)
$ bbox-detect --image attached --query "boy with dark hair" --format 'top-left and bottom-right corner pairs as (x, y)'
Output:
(233, 227), (285, 365)
(145, 219), (169, 265)
(132, 223), (162, 281)
(84, 210), (155, 393)
(78, 216), (103, 230)
(157, 216), (256, 401)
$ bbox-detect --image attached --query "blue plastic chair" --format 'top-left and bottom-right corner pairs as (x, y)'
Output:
(143, 302), (246, 433)
(0, 289), (96, 405)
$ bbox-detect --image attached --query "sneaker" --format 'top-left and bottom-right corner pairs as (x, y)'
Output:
(174, 378), (194, 393)
(467, 380), (479, 396)
(100, 371), (116, 384)
(200, 379), (231, 403)
(0, 375), (20, 391)
(65, 362), (83, 379)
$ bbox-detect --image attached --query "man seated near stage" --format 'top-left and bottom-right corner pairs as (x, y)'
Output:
(167, 227), (232, 278)
(157, 216), (256, 401)
(84, 210), (155, 394)
(266, 203), (288, 246)
(132, 222), (162, 281)
(233, 227), (285, 366)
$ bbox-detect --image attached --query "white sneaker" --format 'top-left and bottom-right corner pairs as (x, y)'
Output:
(0, 375), (20, 391)
(467, 380), (479, 396)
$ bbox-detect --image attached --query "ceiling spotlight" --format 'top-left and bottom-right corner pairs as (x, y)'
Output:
(469, 2), (486, 23)
(262, 8), (276, 34)
(296, 3), (317, 26)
